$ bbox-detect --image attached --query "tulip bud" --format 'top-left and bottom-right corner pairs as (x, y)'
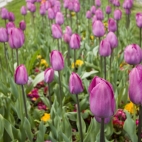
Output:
(64, 0), (69, 9)
(68, 1), (74, 11)
(8, 28), (25, 49)
(129, 65), (142, 105)
(55, 12), (64, 25)
(65, 26), (72, 36)
(20, 6), (27, 15)
(74, 2), (80, 13)
(53, 5), (60, 15)
(92, 20), (105, 37)
(108, 18), (117, 32)
(47, 8), (55, 19)
(63, 33), (71, 43)
(123, 0), (133, 9)
(95, 0), (101, 7)
(51, 24), (62, 39)
(45, 1), (51, 10)
(27, 3), (36, 13)
(50, 50), (64, 71)
(95, 9), (104, 21)
(8, 12), (15, 22)
(113, 0), (120, 7)
(14, 64), (28, 85)
(86, 10), (92, 19)
(136, 13), (142, 28)
(89, 76), (116, 118)
(40, 4), (46, 16)
(0, 28), (8, 42)
(6, 22), (15, 34)
(125, 8), (131, 15)
(92, 15), (97, 24)
(99, 39), (112, 57)
(19, 20), (26, 31)
(1, 8), (9, 20)
(69, 34), (81, 49)
(124, 44), (142, 65)
(44, 68), (54, 83)
(106, 6), (111, 15)
(106, 32), (118, 48)
(90, 6), (96, 15)
(114, 9), (122, 21)
(69, 72), (83, 94)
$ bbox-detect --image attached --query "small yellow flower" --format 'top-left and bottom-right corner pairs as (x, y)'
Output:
(90, 35), (94, 40)
(40, 59), (48, 67)
(104, 22), (108, 28)
(72, 60), (84, 69)
(124, 102), (137, 114)
(41, 113), (50, 122)
(71, 12), (76, 17)
(37, 55), (42, 59)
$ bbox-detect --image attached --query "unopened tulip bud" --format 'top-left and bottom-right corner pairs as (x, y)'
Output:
(51, 24), (62, 39)
(65, 26), (72, 36)
(0, 28), (8, 42)
(20, 6), (27, 15)
(44, 68), (54, 83)
(19, 20), (26, 31)
(40, 4), (46, 16)
(108, 18), (117, 32)
(136, 13), (142, 28)
(55, 12), (64, 25)
(95, 0), (101, 7)
(47, 8), (55, 19)
(106, 6), (111, 15)
(74, 2), (80, 13)
(91, 6), (96, 15)
(114, 9), (122, 21)
(86, 10), (92, 19)
(1, 8), (9, 20)
(69, 34), (81, 49)
(8, 12), (15, 22)
(95, 9), (104, 21)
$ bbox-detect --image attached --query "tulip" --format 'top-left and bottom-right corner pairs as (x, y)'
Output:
(50, 50), (64, 71)
(63, 33), (71, 43)
(99, 39), (111, 57)
(55, 12), (64, 25)
(19, 20), (26, 31)
(74, 2), (80, 13)
(125, 8), (131, 15)
(86, 10), (92, 19)
(1, 8), (9, 20)
(95, 9), (104, 21)
(123, 0), (133, 9)
(106, 32), (118, 48)
(8, 12), (15, 22)
(114, 9), (122, 21)
(63, 0), (69, 9)
(45, 1), (51, 10)
(51, 24), (62, 39)
(92, 20), (105, 37)
(20, 6), (27, 15)
(0, 28), (8, 42)
(95, 0), (101, 7)
(95, 116), (111, 124)
(27, 3), (36, 13)
(44, 68), (54, 83)
(6, 22), (15, 34)
(8, 28), (25, 49)
(106, 6), (111, 15)
(124, 44), (142, 65)
(68, 1), (74, 11)
(40, 4), (46, 16)
(53, 5), (60, 15)
(65, 26), (72, 36)
(90, 6), (96, 15)
(113, 0), (120, 7)
(108, 18), (117, 32)
(47, 8), (55, 20)
(14, 65), (28, 85)
(69, 34), (81, 49)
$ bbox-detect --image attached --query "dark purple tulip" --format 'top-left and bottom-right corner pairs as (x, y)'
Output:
(95, 0), (101, 7)
(8, 28), (25, 49)
(6, 22), (15, 34)
(129, 65), (142, 105)
(8, 12), (15, 22)
(99, 39), (112, 57)
(14, 65), (28, 85)
(123, 0), (133, 9)
(108, 18), (117, 32)
(27, 2), (36, 13)
(106, 6), (111, 15)
(106, 32), (118, 48)
(69, 72), (83, 94)
(89, 76), (116, 119)
(50, 50), (64, 71)
(51, 24), (62, 39)
(65, 26), (72, 36)
(86, 11), (92, 19)
(125, 8), (131, 15)
(1, 8), (9, 20)
(40, 4), (46, 16)
(47, 8), (55, 20)
(20, 6), (27, 15)
(95, 9), (104, 21)
(69, 34), (81, 49)
(114, 9), (122, 21)
(19, 20), (26, 31)
(63, 33), (71, 43)
(124, 44), (142, 65)
(92, 20), (105, 37)
(44, 68), (54, 83)
(136, 13), (142, 28)
(55, 12), (64, 25)
(90, 6), (96, 15)
(0, 28), (8, 42)
(74, 2), (80, 13)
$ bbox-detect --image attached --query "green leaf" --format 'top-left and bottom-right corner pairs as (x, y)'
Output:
(0, 114), (4, 139)
(81, 70), (98, 79)
(33, 71), (44, 87)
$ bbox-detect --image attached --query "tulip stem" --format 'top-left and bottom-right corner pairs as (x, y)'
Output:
(58, 39), (60, 51)
(100, 118), (105, 142)
(3, 43), (8, 70)
(140, 28), (142, 47)
(4, 20), (6, 28)
(58, 71), (62, 107)
(98, 37), (102, 76)
(104, 57), (106, 79)
(21, 85), (28, 119)
(74, 49), (76, 71)
(76, 94), (83, 142)
(70, 11), (72, 29)
(16, 49), (19, 66)
(47, 83), (52, 107)
(68, 44), (70, 66)
(76, 13), (78, 33)
(138, 105), (142, 142)
(117, 20), (119, 37)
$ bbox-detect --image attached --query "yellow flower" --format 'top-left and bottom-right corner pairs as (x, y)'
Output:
(72, 60), (84, 69)
(104, 22), (108, 28)
(41, 113), (50, 122)
(90, 35), (94, 40)
(71, 12), (76, 17)
(40, 59), (48, 67)
(124, 102), (137, 114)
(37, 55), (42, 59)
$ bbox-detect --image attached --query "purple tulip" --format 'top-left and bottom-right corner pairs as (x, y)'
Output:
(123, 0), (133, 9)
(47, 8), (55, 19)
(92, 15), (97, 24)
(51, 24), (62, 39)
(40, 4), (46, 16)
(89, 76), (116, 119)
(114, 9), (122, 21)
(99, 39), (112, 57)
(125, 8), (131, 15)
(136, 13), (142, 28)
(65, 26), (72, 36)
(124, 44), (142, 65)
(106, 32), (118, 48)
(1, 8), (9, 20)
(8, 12), (15, 22)
(95, 9), (104, 21)
(53, 5), (61, 15)
(14, 65), (28, 85)
(19, 20), (26, 31)
(108, 18), (117, 32)
(106, 6), (111, 15)
(69, 72), (83, 94)
(6, 22), (15, 34)
(113, 0), (120, 7)
(64, 0), (69, 8)
(86, 11), (92, 19)
(44, 68), (54, 83)
(45, 1), (51, 10)
(90, 6), (96, 15)
(55, 12), (64, 25)
(68, 1), (74, 11)
(74, 2), (80, 13)
(50, 50), (64, 71)
(8, 28), (25, 49)
(129, 65), (142, 105)
(27, 3), (36, 13)
(95, 0), (101, 7)
(95, 116), (111, 124)
(92, 20), (105, 37)
(69, 34), (81, 49)
(20, 6), (27, 15)
(63, 33), (71, 43)
(0, 28), (8, 42)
